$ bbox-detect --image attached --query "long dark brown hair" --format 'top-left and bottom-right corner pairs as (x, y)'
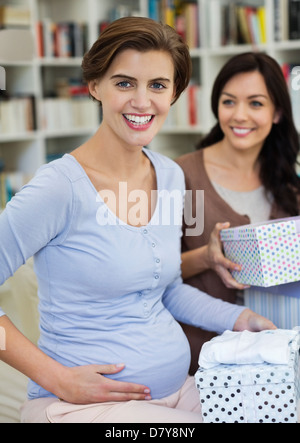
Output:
(198, 52), (300, 216)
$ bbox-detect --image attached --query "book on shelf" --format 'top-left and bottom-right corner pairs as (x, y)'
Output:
(0, 95), (36, 135)
(36, 20), (88, 58)
(163, 83), (202, 129)
(42, 78), (99, 132)
(98, 1), (199, 48)
(107, 4), (141, 21)
(289, 0), (300, 40)
(148, 0), (199, 48)
(42, 97), (100, 132)
(99, 4), (143, 35)
(55, 78), (89, 98)
(0, 5), (31, 28)
(274, 0), (300, 41)
(208, 1), (266, 47)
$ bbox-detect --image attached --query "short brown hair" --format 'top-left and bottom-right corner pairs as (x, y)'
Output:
(82, 17), (192, 104)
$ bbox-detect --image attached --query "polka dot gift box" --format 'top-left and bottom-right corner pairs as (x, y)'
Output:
(220, 216), (300, 287)
(195, 330), (300, 423)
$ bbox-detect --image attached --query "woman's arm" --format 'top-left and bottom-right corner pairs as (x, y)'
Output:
(181, 245), (210, 279)
(0, 315), (151, 404)
(162, 277), (276, 334)
(181, 222), (248, 290)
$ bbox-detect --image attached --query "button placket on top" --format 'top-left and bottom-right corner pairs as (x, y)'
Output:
(141, 227), (162, 317)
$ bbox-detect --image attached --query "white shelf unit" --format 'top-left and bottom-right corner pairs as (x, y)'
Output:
(150, 0), (300, 158)
(0, 0), (299, 180)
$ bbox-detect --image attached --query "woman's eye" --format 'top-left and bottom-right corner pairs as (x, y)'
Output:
(222, 99), (234, 106)
(251, 101), (263, 107)
(151, 83), (165, 90)
(117, 81), (132, 89)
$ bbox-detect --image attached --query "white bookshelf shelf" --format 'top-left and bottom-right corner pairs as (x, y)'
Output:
(39, 57), (83, 67)
(0, 132), (38, 143)
(0, 0), (299, 180)
(43, 128), (97, 139)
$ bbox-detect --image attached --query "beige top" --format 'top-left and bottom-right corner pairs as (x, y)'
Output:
(211, 181), (273, 224)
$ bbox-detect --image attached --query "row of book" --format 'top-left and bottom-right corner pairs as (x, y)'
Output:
(103, 5), (141, 22)
(148, 0), (199, 49)
(163, 84), (202, 129)
(54, 78), (90, 99)
(36, 20), (88, 58)
(0, 171), (31, 210)
(0, 97), (99, 135)
(208, 1), (266, 48)
(41, 97), (100, 132)
(0, 95), (36, 135)
(98, 2), (199, 48)
(42, 76), (100, 131)
(0, 5), (31, 28)
(274, 0), (300, 41)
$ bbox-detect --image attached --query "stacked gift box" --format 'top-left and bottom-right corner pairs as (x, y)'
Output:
(220, 216), (300, 329)
(195, 330), (300, 423)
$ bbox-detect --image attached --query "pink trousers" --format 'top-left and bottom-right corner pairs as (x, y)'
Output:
(20, 376), (203, 423)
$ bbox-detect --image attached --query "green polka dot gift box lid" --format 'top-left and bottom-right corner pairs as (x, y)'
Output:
(220, 216), (300, 288)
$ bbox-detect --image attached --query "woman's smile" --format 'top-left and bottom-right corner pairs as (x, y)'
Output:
(123, 114), (155, 130)
(231, 127), (255, 137)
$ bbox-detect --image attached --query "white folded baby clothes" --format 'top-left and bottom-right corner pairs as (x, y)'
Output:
(199, 329), (298, 369)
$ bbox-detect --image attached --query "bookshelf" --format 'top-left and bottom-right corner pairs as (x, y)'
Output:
(0, 0), (299, 202)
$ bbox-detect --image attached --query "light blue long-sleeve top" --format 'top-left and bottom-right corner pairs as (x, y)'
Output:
(0, 149), (245, 400)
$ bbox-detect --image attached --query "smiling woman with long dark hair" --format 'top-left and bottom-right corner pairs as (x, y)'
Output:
(200, 52), (300, 216)
(177, 52), (300, 374)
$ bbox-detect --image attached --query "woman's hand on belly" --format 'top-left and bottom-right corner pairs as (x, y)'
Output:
(58, 363), (152, 405)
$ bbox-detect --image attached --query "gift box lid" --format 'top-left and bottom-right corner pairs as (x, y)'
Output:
(196, 359), (297, 389)
(220, 216), (300, 242)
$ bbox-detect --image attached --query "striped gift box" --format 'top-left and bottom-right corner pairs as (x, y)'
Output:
(244, 282), (300, 329)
